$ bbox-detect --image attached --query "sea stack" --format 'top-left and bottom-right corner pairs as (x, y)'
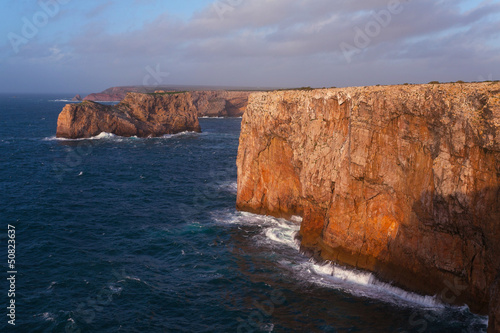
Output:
(56, 92), (201, 139)
(236, 82), (500, 328)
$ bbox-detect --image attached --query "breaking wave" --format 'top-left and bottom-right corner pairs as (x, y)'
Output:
(214, 210), (457, 310)
(42, 131), (200, 142)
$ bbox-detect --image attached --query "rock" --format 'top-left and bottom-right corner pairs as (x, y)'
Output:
(56, 92), (201, 138)
(236, 82), (500, 324)
(191, 91), (253, 117)
(490, 272), (500, 333)
(83, 86), (143, 102)
(82, 86), (255, 117)
(71, 94), (82, 101)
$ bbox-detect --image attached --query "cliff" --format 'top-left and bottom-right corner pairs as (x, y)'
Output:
(83, 86), (144, 102)
(82, 86), (254, 117)
(236, 83), (500, 329)
(191, 91), (252, 117)
(56, 92), (201, 138)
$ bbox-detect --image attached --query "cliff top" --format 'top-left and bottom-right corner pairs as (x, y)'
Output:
(263, 81), (500, 98)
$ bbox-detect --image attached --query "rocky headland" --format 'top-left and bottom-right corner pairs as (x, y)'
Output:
(82, 86), (144, 102)
(236, 82), (500, 330)
(56, 92), (201, 139)
(81, 86), (255, 117)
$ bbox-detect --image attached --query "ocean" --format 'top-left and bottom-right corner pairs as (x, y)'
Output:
(0, 94), (489, 332)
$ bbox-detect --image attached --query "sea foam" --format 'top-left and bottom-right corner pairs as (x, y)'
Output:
(43, 131), (199, 142)
(215, 209), (449, 310)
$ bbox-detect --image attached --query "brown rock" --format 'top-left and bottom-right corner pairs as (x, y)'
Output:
(236, 82), (500, 325)
(56, 92), (201, 138)
(191, 91), (254, 117)
(83, 86), (144, 102)
(82, 87), (255, 116)
(71, 94), (82, 101)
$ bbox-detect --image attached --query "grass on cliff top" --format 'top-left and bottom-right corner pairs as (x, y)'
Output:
(275, 86), (326, 92)
(146, 91), (187, 96)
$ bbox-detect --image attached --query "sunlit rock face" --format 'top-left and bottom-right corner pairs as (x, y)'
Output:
(56, 92), (201, 138)
(236, 83), (500, 328)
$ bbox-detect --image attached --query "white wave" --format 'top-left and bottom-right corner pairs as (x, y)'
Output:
(42, 132), (119, 141)
(263, 220), (300, 250)
(291, 259), (445, 309)
(311, 262), (373, 285)
(34, 312), (55, 322)
(159, 131), (200, 139)
(43, 131), (199, 142)
(49, 99), (77, 102)
(47, 281), (57, 290)
(217, 181), (237, 194)
(93, 132), (117, 139)
(212, 210), (286, 227)
(260, 323), (274, 332)
(108, 283), (123, 294)
(215, 209), (448, 310)
(42, 136), (60, 141)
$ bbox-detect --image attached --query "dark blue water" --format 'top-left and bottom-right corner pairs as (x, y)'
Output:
(0, 95), (489, 332)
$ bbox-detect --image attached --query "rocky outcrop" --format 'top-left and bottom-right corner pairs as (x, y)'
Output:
(56, 92), (201, 138)
(236, 83), (500, 328)
(81, 86), (254, 116)
(71, 94), (82, 102)
(191, 91), (253, 117)
(83, 86), (143, 102)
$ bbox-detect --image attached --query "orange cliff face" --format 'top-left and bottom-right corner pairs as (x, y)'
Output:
(236, 83), (500, 329)
(56, 92), (201, 139)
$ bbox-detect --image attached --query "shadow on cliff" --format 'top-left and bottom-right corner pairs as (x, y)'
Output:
(295, 186), (499, 323)
(390, 186), (500, 318)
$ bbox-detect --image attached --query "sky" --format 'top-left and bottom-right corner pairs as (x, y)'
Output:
(1, 0), (499, 94)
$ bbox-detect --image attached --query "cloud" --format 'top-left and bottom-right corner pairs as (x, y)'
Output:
(68, 0), (499, 59)
(2, 0), (500, 93)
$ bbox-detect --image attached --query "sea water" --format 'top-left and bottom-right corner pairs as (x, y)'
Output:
(0, 94), (488, 332)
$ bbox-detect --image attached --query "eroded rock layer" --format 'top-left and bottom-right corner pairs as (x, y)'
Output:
(236, 83), (500, 328)
(56, 92), (201, 138)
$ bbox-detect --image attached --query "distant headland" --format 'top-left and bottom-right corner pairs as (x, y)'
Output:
(72, 85), (271, 118)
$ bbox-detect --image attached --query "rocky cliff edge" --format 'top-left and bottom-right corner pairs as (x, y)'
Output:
(236, 82), (500, 329)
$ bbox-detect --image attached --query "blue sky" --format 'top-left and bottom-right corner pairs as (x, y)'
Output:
(1, 0), (499, 94)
